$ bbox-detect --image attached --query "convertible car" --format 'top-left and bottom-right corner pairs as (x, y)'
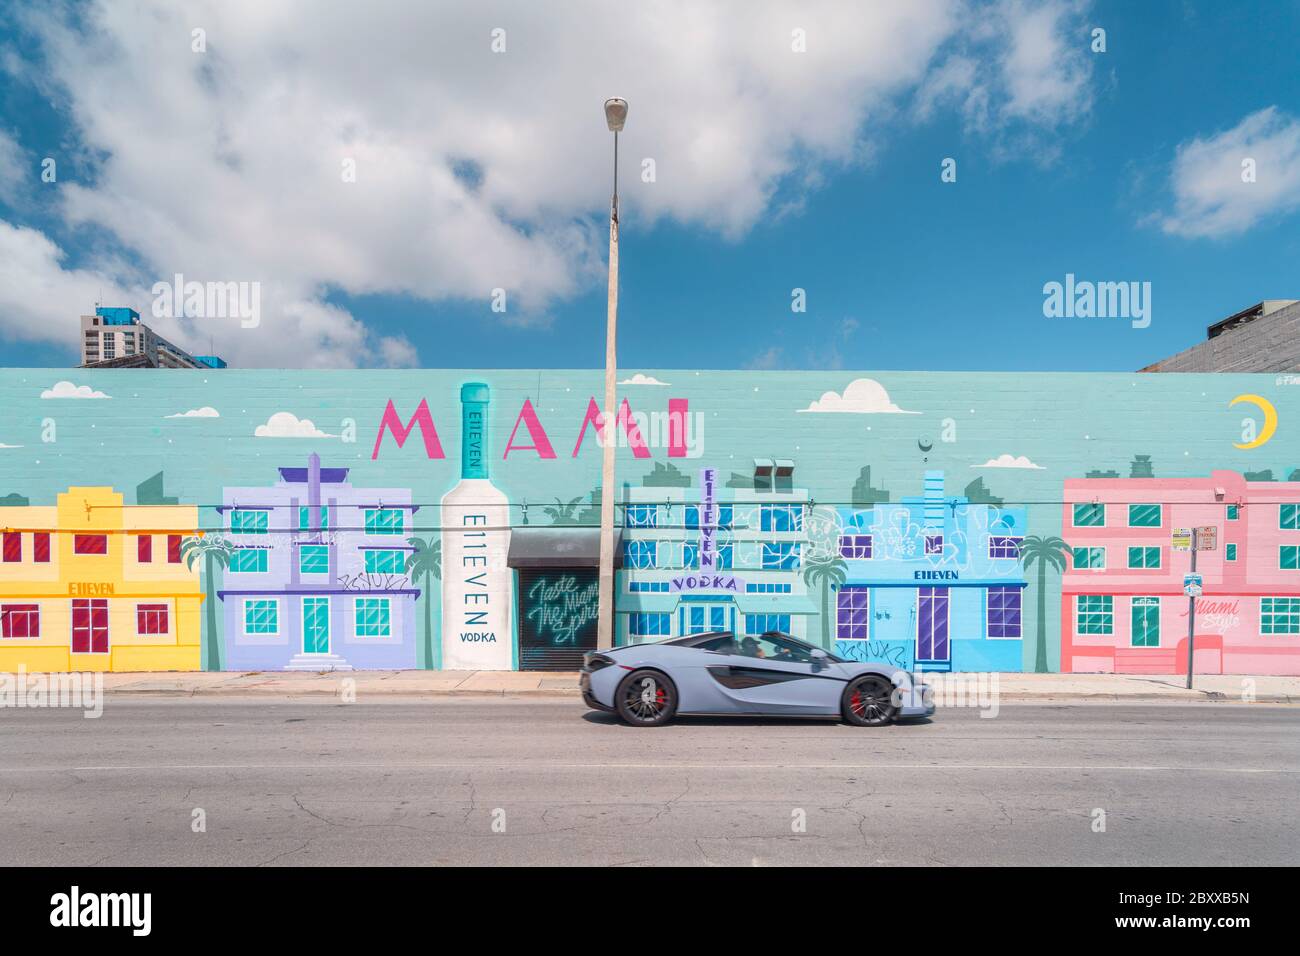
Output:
(580, 630), (934, 727)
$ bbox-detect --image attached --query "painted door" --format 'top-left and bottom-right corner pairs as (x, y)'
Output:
(681, 603), (732, 635)
(71, 598), (109, 654)
(916, 587), (950, 663)
(303, 597), (330, 654)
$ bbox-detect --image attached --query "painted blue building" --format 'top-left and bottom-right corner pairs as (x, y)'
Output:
(833, 471), (1027, 672)
(616, 464), (818, 645)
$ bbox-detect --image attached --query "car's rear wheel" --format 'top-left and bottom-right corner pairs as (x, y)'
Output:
(615, 669), (678, 727)
(842, 675), (898, 727)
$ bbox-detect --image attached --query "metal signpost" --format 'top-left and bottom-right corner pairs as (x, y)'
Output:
(1183, 526), (1217, 690)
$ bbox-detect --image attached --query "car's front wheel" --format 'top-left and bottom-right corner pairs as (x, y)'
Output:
(615, 669), (678, 727)
(841, 675), (898, 727)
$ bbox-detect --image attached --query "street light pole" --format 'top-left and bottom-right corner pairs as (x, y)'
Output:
(596, 97), (627, 651)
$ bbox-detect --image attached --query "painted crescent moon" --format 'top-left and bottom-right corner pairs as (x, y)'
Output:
(918, 439), (933, 452)
(1230, 394), (1277, 449)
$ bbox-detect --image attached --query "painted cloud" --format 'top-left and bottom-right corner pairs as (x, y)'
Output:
(165, 407), (221, 419)
(797, 378), (918, 414)
(254, 411), (337, 439)
(618, 373), (670, 386)
(40, 381), (110, 399)
(973, 454), (1045, 470)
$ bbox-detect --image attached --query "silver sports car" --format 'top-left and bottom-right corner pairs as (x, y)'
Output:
(580, 630), (935, 727)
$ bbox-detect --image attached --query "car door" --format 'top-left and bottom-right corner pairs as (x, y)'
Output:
(705, 634), (843, 715)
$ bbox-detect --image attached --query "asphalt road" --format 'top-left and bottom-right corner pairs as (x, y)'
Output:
(1, 699), (1296, 866)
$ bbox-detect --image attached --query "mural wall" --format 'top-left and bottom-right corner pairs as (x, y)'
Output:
(0, 369), (1296, 675)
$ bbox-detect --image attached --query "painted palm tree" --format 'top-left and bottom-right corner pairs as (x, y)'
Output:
(406, 537), (442, 669)
(181, 533), (235, 672)
(802, 552), (847, 649)
(543, 496), (585, 526)
(1019, 535), (1070, 673)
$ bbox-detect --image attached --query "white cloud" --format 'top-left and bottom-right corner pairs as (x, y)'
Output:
(254, 411), (337, 439)
(41, 380), (110, 399)
(618, 373), (670, 386)
(165, 406), (220, 419)
(0, 129), (25, 205)
(0, 443), (23, 449)
(0, 0), (1098, 366)
(1158, 107), (1300, 238)
(798, 377), (918, 414)
(973, 453), (1044, 469)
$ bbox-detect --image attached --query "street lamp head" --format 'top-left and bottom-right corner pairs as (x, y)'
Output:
(604, 97), (628, 132)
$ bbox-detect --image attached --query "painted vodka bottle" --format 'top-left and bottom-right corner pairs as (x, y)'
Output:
(441, 382), (514, 670)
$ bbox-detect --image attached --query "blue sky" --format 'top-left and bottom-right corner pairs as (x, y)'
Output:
(0, 0), (1298, 372)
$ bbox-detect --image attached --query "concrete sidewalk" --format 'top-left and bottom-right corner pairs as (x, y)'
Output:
(83, 670), (1300, 703)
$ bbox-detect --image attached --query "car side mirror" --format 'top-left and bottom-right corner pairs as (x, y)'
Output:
(810, 649), (828, 667)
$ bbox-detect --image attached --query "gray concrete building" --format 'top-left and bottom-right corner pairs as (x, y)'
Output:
(1141, 299), (1300, 372)
(80, 306), (226, 369)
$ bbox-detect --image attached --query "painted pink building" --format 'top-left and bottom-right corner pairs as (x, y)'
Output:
(1061, 470), (1300, 676)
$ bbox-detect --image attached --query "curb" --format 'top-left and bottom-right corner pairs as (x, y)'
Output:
(96, 687), (1294, 703)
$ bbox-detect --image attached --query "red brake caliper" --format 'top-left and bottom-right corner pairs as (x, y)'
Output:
(850, 690), (862, 715)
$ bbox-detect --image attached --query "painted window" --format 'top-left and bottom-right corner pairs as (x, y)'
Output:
(924, 534), (944, 555)
(137, 535), (152, 562)
(761, 542), (800, 570)
(2, 532), (19, 562)
(1128, 504), (1162, 527)
(299, 545), (329, 574)
(682, 542), (699, 569)
(629, 612), (670, 638)
(623, 540), (658, 570)
(836, 586), (870, 641)
(988, 536), (1022, 560)
(746, 582), (792, 593)
(298, 506), (329, 530)
(136, 603), (169, 635)
(1131, 596), (1160, 647)
(355, 598), (392, 638)
(1280, 504), (1300, 530)
(1076, 595), (1114, 635)
(745, 613), (791, 636)
(1281, 545), (1300, 570)
(230, 548), (269, 573)
(1128, 546), (1161, 569)
(167, 534), (182, 564)
(987, 586), (1022, 638)
(1261, 597), (1300, 636)
(839, 535), (873, 559)
(1073, 503), (1105, 527)
(73, 534), (107, 555)
(760, 504), (803, 532)
(628, 581), (670, 593)
(1, 604), (39, 638)
(1226, 543), (1238, 562)
(685, 506), (733, 529)
(716, 542), (733, 570)
(243, 599), (279, 635)
(1073, 546), (1105, 570)
(624, 505), (658, 528)
(364, 508), (404, 535)
(230, 509), (269, 534)
(33, 533), (50, 563)
(1227, 504), (1240, 521)
(364, 550), (406, 575)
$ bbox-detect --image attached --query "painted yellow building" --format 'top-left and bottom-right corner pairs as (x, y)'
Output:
(0, 487), (202, 672)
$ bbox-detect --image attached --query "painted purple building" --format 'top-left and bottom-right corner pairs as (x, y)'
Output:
(217, 454), (420, 670)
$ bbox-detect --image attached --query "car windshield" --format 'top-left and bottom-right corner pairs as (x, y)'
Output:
(734, 632), (843, 663)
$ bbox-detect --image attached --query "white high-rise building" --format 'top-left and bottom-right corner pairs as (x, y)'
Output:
(79, 306), (226, 369)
